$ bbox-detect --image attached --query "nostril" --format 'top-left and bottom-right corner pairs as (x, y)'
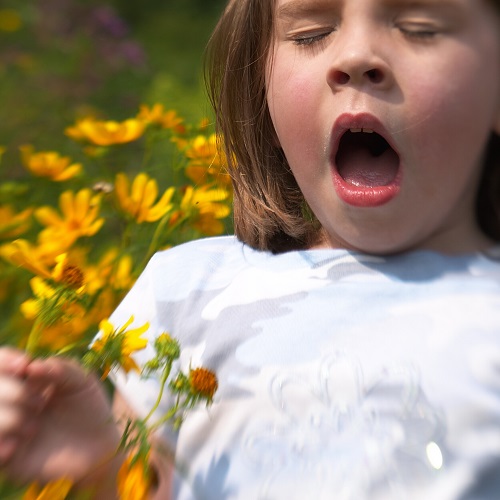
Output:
(330, 68), (385, 87)
(366, 68), (383, 84)
(332, 70), (350, 85)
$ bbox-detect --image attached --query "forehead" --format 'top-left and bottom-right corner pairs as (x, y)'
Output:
(272, 0), (497, 14)
(272, 0), (500, 35)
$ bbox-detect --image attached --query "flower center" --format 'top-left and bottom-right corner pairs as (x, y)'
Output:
(61, 264), (85, 289)
(189, 367), (218, 399)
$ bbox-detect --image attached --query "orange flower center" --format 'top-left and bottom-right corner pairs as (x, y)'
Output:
(189, 367), (218, 399)
(61, 264), (85, 289)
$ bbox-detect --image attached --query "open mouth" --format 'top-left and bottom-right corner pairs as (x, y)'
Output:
(335, 129), (400, 188)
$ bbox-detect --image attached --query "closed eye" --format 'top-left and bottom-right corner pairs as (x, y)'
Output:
(399, 27), (437, 39)
(396, 19), (442, 41)
(292, 31), (332, 47)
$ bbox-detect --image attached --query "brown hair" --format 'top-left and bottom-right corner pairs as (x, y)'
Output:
(477, 133), (500, 241)
(205, 0), (500, 253)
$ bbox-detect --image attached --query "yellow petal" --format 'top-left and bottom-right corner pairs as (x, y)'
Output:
(53, 163), (82, 181)
(74, 189), (91, 222)
(131, 173), (148, 205)
(115, 173), (130, 209)
(59, 191), (75, 221)
(98, 318), (115, 339)
(34, 206), (63, 227)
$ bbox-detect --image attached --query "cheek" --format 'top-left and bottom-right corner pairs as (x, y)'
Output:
(267, 58), (321, 143)
(402, 46), (498, 160)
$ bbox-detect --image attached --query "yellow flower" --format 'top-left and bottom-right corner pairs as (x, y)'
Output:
(198, 117), (211, 130)
(35, 189), (104, 246)
(117, 454), (152, 500)
(82, 248), (131, 295)
(178, 185), (231, 235)
(0, 9), (22, 32)
(115, 172), (174, 223)
(20, 279), (88, 351)
(38, 315), (90, 351)
(184, 134), (231, 188)
(65, 118), (145, 146)
(85, 287), (117, 327)
(185, 134), (222, 166)
(23, 478), (73, 500)
(0, 239), (54, 278)
(0, 205), (32, 239)
(137, 103), (184, 131)
(20, 278), (54, 320)
(20, 258), (89, 349)
(180, 185), (230, 216)
(111, 253), (134, 290)
(20, 145), (82, 181)
(91, 315), (149, 379)
(2, 241), (90, 292)
(52, 253), (86, 292)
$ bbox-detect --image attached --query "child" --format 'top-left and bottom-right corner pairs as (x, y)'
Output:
(1, 0), (500, 498)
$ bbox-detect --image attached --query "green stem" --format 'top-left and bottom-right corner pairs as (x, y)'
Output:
(148, 394), (182, 432)
(142, 214), (171, 268)
(140, 212), (189, 270)
(25, 287), (66, 356)
(25, 316), (43, 356)
(141, 131), (156, 171)
(143, 361), (172, 424)
(120, 220), (134, 252)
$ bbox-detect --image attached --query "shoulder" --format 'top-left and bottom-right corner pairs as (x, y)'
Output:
(149, 235), (243, 268)
(147, 235), (251, 277)
(142, 236), (257, 300)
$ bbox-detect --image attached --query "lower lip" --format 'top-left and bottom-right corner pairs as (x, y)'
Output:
(332, 169), (401, 208)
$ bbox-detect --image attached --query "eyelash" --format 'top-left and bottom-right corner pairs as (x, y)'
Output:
(399, 30), (437, 40)
(397, 23), (439, 40)
(291, 26), (438, 49)
(292, 31), (332, 47)
(290, 21), (439, 50)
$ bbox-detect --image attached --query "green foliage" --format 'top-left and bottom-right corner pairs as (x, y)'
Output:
(0, 0), (223, 159)
(0, 1), (231, 345)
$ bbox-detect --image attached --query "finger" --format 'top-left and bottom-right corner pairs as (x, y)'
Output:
(0, 405), (39, 439)
(0, 347), (30, 377)
(26, 356), (96, 396)
(0, 376), (43, 436)
(0, 375), (42, 410)
(0, 435), (19, 466)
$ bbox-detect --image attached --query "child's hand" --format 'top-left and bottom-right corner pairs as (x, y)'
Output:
(0, 347), (122, 487)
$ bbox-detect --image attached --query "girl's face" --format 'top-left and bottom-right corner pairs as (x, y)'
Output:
(267, 0), (500, 254)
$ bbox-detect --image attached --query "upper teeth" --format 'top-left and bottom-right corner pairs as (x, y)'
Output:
(350, 128), (374, 133)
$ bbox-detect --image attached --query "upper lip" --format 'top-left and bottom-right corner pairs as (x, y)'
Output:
(330, 112), (399, 163)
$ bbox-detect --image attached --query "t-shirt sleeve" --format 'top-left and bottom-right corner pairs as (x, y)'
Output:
(104, 252), (179, 444)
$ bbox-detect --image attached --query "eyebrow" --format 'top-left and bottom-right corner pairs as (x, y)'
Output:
(276, 0), (336, 20)
(277, 0), (465, 19)
(383, 0), (462, 9)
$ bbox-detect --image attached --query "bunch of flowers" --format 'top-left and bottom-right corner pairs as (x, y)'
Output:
(0, 103), (229, 498)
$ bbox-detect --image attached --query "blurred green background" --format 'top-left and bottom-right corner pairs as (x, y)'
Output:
(0, 0), (226, 166)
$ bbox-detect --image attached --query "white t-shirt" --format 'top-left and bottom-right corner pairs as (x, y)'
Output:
(111, 236), (500, 500)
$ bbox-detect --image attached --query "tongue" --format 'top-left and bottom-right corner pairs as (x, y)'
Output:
(337, 143), (399, 187)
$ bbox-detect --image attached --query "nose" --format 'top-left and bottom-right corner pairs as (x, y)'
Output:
(327, 25), (394, 91)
